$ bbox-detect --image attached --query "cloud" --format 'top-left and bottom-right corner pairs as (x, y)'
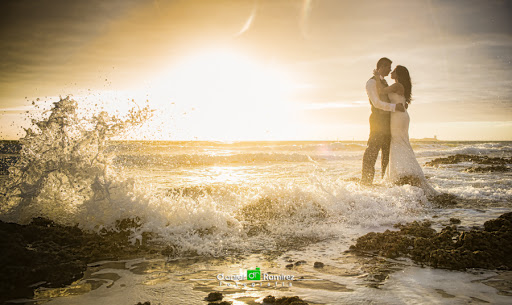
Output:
(0, 0), (511, 140)
(0, 0), (148, 95)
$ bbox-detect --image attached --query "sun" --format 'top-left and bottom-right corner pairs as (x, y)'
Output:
(148, 48), (297, 141)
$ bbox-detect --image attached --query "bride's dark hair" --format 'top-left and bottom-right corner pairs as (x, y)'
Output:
(395, 65), (412, 104)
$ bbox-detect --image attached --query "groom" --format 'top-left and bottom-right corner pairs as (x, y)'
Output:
(361, 57), (405, 185)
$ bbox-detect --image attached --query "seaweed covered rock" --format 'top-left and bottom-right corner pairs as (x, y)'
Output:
(465, 165), (510, 173)
(350, 212), (512, 270)
(430, 193), (458, 206)
(262, 295), (309, 305)
(351, 220), (436, 259)
(206, 291), (223, 301)
(0, 217), (161, 303)
(425, 154), (511, 167)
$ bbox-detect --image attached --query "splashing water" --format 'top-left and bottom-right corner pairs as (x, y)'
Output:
(2, 97), (511, 305)
(0, 96), (435, 257)
(0, 97), (152, 225)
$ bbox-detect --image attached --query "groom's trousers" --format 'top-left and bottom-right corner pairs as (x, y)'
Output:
(361, 113), (391, 185)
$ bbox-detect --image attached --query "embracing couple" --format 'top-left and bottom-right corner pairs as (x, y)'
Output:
(361, 57), (437, 197)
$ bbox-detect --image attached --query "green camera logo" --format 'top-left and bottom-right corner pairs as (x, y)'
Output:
(247, 267), (261, 280)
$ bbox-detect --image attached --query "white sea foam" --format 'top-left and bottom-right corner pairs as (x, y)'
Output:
(1, 97), (510, 257)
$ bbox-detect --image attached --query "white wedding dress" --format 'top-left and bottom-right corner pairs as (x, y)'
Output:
(386, 93), (438, 197)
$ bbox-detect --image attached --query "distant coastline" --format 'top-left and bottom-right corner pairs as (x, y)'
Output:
(410, 135), (439, 142)
(4, 138), (512, 145)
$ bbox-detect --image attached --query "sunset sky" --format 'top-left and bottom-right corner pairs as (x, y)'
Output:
(1, 0), (511, 141)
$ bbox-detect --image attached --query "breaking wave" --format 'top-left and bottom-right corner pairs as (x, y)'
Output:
(0, 97), (432, 257)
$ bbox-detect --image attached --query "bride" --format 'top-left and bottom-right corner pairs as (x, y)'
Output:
(374, 66), (438, 197)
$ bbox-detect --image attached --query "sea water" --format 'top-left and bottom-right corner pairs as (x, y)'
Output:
(1, 98), (511, 304)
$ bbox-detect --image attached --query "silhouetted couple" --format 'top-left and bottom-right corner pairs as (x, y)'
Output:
(361, 57), (437, 196)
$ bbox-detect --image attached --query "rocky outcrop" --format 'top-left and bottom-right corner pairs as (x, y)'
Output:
(349, 212), (512, 270)
(0, 217), (160, 303)
(425, 154), (510, 167)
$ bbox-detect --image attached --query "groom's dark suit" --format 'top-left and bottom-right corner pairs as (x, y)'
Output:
(361, 76), (392, 185)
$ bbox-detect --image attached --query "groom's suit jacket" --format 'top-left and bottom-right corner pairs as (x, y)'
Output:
(366, 76), (394, 136)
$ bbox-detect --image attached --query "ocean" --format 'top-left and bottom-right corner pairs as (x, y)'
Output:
(1, 98), (511, 304)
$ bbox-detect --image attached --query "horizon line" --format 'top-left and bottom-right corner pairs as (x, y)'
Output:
(1, 138), (511, 143)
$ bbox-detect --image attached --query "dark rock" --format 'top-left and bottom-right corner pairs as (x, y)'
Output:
(294, 260), (307, 266)
(349, 212), (512, 270)
(262, 295), (309, 305)
(425, 154), (511, 167)
(431, 193), (458, 206)
(394, 175), (424, 187)
(135, 302), (151, 305)
(0, 217), (164, 303)
(484, 213), (512, 232)
(449, 218), (461, 224)
(285, 264), (294, 269)
(30, 217), (58, 227)
(313, 262), (324, 268)
(465, 165), (510, 173)
(206, 291), (223, 301)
